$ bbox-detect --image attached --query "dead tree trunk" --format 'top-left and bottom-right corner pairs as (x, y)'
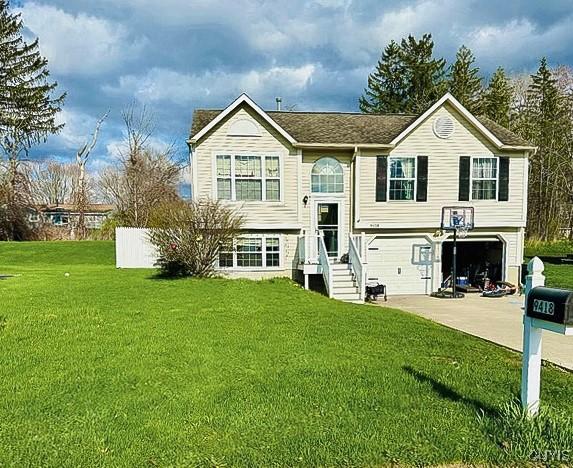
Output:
(74, 111), (108, 239)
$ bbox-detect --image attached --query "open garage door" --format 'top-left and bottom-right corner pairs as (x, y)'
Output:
(367, 237), (433, 295)
(441, 239), (504, 286)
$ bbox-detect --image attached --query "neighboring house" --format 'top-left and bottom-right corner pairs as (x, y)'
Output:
(188, 93), (534, 302)
(30, 204), (114, 229)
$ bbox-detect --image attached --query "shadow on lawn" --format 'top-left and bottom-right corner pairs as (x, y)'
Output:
(403, 365), (499, 418)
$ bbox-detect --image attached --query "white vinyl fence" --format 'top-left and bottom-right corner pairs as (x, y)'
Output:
(115, 227), (158, 268)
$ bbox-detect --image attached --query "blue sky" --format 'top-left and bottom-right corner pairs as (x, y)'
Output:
(14, 0), (573, 170)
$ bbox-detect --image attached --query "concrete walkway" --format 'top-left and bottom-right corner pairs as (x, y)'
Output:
(381, 293), (573, 370)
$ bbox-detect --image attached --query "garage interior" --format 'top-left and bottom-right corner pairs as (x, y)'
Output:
(441, 240), (504, 287)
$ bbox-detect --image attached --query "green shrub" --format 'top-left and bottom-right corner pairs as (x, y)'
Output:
(90, 215), (120, 241)
(525, 239), (573, 258)
(148, 199), (243, 278)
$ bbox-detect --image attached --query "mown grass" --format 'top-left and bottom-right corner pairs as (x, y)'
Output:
(0, 241), (572, 466)
(543, 263), (573, 290)
(524, 239), (573, 289)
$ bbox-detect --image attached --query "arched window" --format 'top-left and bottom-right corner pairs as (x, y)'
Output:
(311, 157), (343, 193)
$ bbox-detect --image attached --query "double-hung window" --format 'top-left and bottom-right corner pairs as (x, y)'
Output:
(216, 155), (232, 200)
(471, 157), (497, 200)
(216, 154), (281, 201)
(388, 157), (416, 201)
(218, 236), (281, 269)
(265, 156), (280, 201)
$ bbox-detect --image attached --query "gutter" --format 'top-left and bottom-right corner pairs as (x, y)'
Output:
(500, 145), (538, 152)
(188, 137), (536, 153)
(293, 142), (393, 150)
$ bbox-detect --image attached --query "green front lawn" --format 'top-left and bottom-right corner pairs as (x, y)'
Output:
(0, 241), (572, 466)
(544, 263), (573, 289)
(524, 239), (573, 289)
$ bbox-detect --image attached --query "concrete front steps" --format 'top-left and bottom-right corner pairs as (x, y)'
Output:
(330, 263), (363, 303)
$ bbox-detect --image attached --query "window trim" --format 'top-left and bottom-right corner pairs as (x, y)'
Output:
(469, 155), (499, 201)
(212, 151), (284, 203)
(217, 233), (283, 271)
(387, 156), (417, 202)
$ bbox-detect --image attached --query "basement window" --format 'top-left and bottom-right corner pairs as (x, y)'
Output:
(218, 235), (282, 269)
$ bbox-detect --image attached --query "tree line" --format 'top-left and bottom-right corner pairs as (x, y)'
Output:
(360, 34), (573, 241)
(2, 0), (571, 243)
(0, 1), (183, 240)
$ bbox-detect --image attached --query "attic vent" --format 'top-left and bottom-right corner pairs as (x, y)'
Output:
(228, 119), (260, 137)
(433, 116), (455, 139)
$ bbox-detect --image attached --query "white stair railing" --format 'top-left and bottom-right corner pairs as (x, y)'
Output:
(298, 229), (321, 265)
(297, 230), (306, 264)
(348, 234), (367, 301)
(317, 232), (333, 298)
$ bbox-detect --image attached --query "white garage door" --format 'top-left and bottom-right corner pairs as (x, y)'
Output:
(367, 237), (433, 295)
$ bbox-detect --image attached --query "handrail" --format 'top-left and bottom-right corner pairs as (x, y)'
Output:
(298, 229), (320, 265)
(298, 230), (306, 263)
(348, 234), (367, 301)
(318, 232), (333, 298)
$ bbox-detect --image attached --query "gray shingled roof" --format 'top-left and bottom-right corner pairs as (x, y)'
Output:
(190, 107), (531, 147)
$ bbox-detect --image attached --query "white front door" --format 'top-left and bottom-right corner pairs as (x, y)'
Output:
(314, 200), (343, 259)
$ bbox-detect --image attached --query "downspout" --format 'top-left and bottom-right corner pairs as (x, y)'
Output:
(186, 139), (196, 200)
(352, 146), (359, 231)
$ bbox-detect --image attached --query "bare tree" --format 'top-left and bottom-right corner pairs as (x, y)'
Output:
(148, 198), (244, 277)
(73, 111), (108, 239)
(0, 154), (34, 240)
(28, 160), (76, 205)
(99, 104), (181, 227)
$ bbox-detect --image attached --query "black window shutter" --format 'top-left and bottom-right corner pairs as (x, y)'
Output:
(416, 156), (428, 202)
(498, 157), (510, 201)
(376, 156), (387, 202)
(458, 156), (471, 201)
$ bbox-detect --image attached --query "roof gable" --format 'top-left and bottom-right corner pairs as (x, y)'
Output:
(390, 93), (504, 147)
(189, 93), (296, 145)
(189, 93), (532, 149)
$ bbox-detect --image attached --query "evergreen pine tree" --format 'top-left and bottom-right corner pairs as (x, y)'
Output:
(399, 33), (447, 113)
(359, 40), (406, 113)
(447, 45), (482, 113)
(0, 0), (65, 240)
(360, 34), (446, 114)
(480, 67), (512, 127)
(522, 58), (571, 240)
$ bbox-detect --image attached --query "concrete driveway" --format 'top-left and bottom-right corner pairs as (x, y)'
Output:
(380, 293), (573, 370)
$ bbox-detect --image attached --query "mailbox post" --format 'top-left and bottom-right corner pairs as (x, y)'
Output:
(521, 257), (573, 416)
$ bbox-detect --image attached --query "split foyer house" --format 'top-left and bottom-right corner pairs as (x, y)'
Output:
(188, 93), (534, 302)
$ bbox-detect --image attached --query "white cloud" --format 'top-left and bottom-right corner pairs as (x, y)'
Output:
(465, 17), (573, 69)
(104, 135), (175, 160)
(103, 64), (316, 105)
(52, 108), (105, 150)
(17, 3), (147, 75)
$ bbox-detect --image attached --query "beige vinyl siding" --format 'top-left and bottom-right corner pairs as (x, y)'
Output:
(301, 150), (353, 256)
(357, 103), (528, 229)
(193, 105), (299, 227)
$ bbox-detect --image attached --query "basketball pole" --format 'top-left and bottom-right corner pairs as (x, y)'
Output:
(452, 228), (457, 299)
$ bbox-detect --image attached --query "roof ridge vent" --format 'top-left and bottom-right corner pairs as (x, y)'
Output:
(433, 115), (455, 139)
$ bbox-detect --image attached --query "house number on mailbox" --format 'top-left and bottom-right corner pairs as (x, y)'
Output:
(532, 299), (555, 316)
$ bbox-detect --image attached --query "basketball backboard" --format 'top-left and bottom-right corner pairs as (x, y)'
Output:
(441, 206), (474, 231)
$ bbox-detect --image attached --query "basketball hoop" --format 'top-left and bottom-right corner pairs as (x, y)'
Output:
(457, 225), (469, 239)
(440, 207), (475, 299)
(441, 206), (474, 231)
